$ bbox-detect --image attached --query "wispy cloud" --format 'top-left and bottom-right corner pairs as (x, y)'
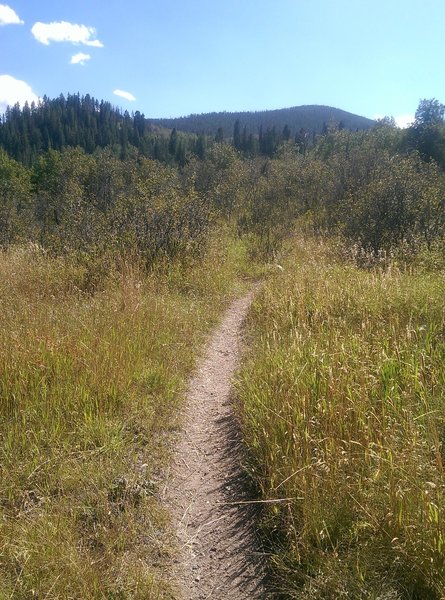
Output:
(0, 74), (38, 113)
(0, 4), (23, 25)
(31, 21), (103, 47)
(71, 52), (91, 66)
(113, 89), (136, 102)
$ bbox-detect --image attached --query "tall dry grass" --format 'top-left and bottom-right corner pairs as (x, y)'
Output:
(236, 237), (445, 598)
(0, 230), (255, 599)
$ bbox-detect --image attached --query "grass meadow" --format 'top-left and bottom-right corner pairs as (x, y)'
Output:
(236, 237), (445, 599)
(0, 230), (255, 599)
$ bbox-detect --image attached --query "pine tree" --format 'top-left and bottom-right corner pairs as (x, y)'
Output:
(195, 134), (207, 160)
(282, 124), (291, 141)
(169, 128), (178, 156)
(241, 126), (248, 152)
(233, 119), (241, 150)
(215, 127), (224, 143)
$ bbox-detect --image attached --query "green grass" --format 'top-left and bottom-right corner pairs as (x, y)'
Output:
(0, 229), (257, 599)
(236, 236), (445, 599)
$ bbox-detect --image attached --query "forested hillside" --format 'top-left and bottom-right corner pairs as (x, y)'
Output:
(149, 104), (374, 137)
(0, 94), (196, 166)
(0, 96), (374, 167)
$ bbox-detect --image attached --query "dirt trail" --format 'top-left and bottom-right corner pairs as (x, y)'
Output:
(166, 290), (268, 599)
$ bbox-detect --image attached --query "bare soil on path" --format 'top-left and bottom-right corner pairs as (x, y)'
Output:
(165, 290), (269, 599)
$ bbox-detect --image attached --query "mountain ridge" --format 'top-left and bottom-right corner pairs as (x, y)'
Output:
(148, 104), (375, 137)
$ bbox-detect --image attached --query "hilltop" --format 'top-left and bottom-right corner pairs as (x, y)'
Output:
(148, 104), (375, 137)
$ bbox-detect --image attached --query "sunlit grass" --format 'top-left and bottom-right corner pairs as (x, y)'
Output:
(237, 236), (445, 598)
(0, 229), (255, 599)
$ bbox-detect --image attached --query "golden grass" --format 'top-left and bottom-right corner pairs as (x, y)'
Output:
(0, 230), (255, 599)
(236, 236), (445, 599)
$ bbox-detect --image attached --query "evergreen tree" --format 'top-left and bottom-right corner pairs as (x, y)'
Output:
(295, 128), (309, 155)
(169, 128), (178, 156)
(195, 134), (207, 160)
(260, 127), (277, 157)
(282, 124), (291, 141)
(233, 119), (241, 150)
(242, 126), (248, 152)
(175, 140), (187, 166)
(247, 133), (258, 156)
(215, 127), (224, 143)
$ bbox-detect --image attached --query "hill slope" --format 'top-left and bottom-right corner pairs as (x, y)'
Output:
(149, 105), (375, 137)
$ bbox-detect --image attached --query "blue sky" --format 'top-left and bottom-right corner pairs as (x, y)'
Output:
(1, 0), (445, 125)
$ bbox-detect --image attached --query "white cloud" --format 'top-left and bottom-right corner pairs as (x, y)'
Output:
(394, 114), (414, 129)
(0, 74), (38, 113)
(31, 21), (103, 47)
(113, 89), (136, 102)
(0, 4), (23, 25)
(70, 52), (91, 65)
(374, 113), (415, 129)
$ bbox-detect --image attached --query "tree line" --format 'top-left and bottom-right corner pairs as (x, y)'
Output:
(0, 94), (198, 166)
(0, 93), (329, 166)
(0, 94), (368, 167)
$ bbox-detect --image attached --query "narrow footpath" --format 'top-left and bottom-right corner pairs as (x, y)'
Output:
(165, 290), (268, 599)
